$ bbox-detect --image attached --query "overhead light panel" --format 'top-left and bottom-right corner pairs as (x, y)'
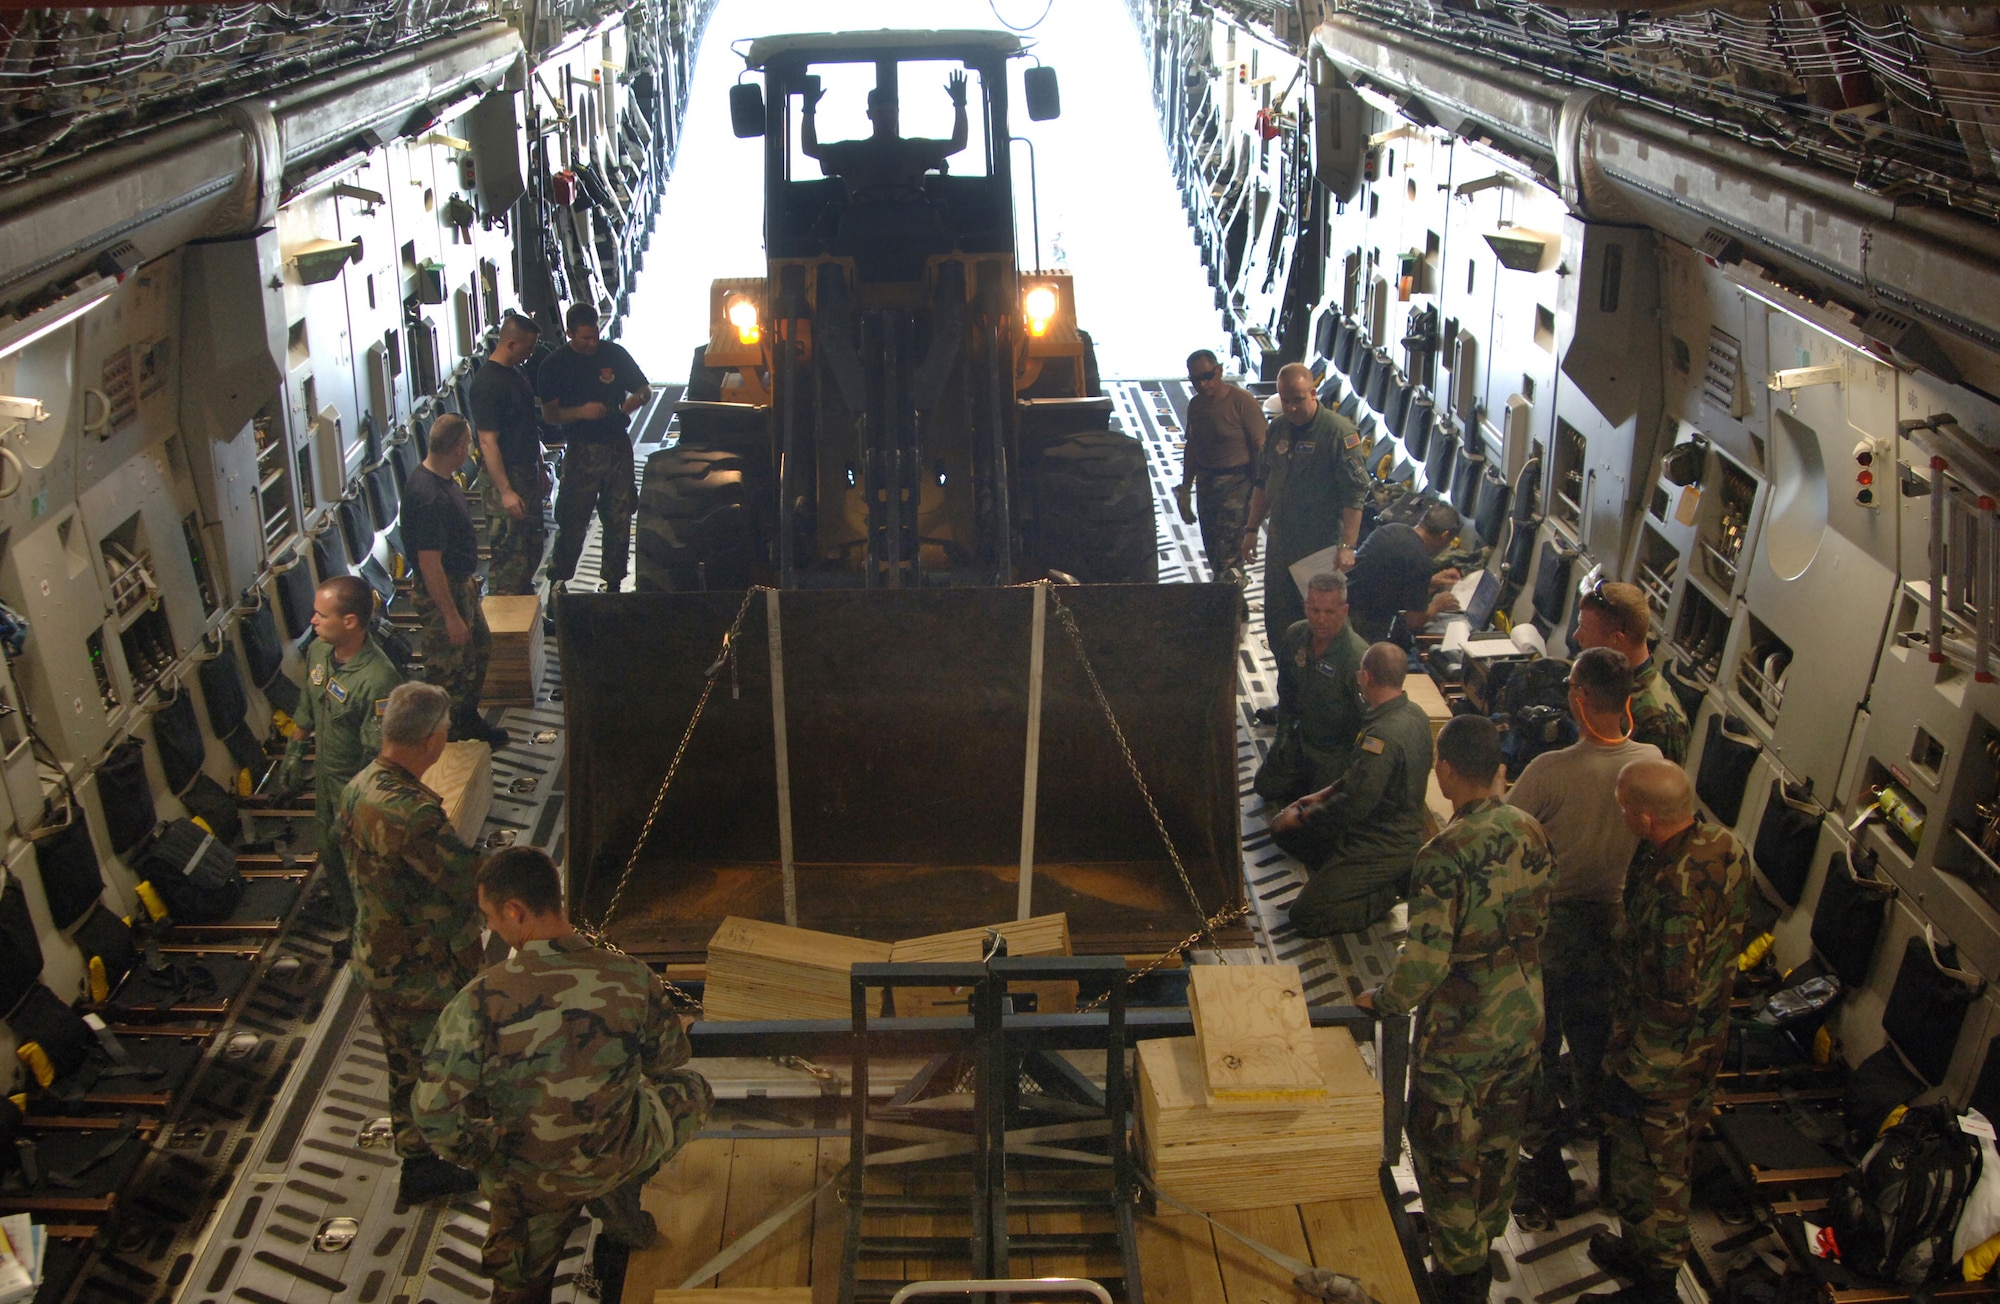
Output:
(0, 276), (118, 361)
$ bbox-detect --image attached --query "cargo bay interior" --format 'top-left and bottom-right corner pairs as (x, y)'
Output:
(3, 1), (2000, 1304)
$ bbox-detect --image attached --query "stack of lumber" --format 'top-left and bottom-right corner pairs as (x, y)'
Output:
(479, 594), (545, 706)
(886, 913), (1076, 1016)
(1137, 964), (1380, 1212)
(1404, 672), (1452, 740)
(423, 740), (492, 847)
(703, 917), (893, 1021)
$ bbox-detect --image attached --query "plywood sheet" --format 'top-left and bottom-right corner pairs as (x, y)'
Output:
(1188, 964), (1325, 1102)
(717, 1138), (820, 1289)
(625, 1138), (732, 1301)
(888, 913), (1075, 1017)
(703, 917), (893, 1021)
(1299, 1194), (1423, 1304)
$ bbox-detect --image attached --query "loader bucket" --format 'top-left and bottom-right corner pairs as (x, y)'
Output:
(559, 585), (1244, 961)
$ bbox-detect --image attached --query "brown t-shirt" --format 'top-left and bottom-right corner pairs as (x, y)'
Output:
(1184, 384), (1267, 474)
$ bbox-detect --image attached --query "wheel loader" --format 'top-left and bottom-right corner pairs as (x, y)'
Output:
(565, 32), (1243, 961)
(633, 29), (1156, 589)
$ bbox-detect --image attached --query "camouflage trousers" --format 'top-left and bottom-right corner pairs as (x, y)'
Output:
(548, 441), (636, 588)
(367, 993), (447, 1159)
(483, 470), (548, 597)
(1523, 900), (1618, 1156)
(1598, 1084), (1709, 1277)
(312, 812), (355, 929)
(414, 573), (492, 721)
(482, 1069), (713, 1294)
(1194, 469), (1253, 579)
(1407, 1053), (1537, 1275)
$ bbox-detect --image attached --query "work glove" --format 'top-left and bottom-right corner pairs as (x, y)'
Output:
(1174, 483), (1196, 525)
(273, 757), (306, 805)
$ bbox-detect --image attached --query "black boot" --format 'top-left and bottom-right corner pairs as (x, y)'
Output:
(1523, 1147), (1581, 1218)
(1578, 1272), (1676, 1304)
(1586, 1231), (1648, 1282)
(1430, 1262), (1493, 1304)
(399, 1153), (479, 1205)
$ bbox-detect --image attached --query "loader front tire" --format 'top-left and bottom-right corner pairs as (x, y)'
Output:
(634, 444), (761, 591)
(1030, 429), (1158, 584)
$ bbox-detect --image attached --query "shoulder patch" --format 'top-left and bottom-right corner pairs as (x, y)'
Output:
(1273, 439), (1290, 457)
(375, 699), (388, 718)
(309, 664), (326, 686)
(1294, 646), (1309, 668)
(1343, 431), (1362, 449)
(1360, 736), (1386, 754)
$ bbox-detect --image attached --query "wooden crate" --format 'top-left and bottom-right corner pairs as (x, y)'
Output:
(480, 593), (546, 707)
(887, 914), (1076, 1017)
(1404, 672), (1452, 739)
(1187, 964), (1325, 1102)
(703, 917), (893, 1022)
(424, 740), (491, 847)
(1136, 1027), (1380, 1212)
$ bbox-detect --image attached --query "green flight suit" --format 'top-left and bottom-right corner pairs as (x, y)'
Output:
(1255, 404), (1369, 649)
(1599, 820), (1750, 1277)
(1630, 656), (1689, 765)
(1255, 618), (1368, 805)
(1376, 796), (1553, 1276)
(1277, 690), (1435, 936)
(280, 637), (402, 925)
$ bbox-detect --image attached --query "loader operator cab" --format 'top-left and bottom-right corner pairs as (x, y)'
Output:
(736, 33), (1022, 282)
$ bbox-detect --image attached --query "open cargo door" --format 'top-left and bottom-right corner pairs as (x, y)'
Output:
(560, 584), (1243, 961)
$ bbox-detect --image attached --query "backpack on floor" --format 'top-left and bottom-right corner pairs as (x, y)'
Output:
(1831, 1102), (1983, 1284)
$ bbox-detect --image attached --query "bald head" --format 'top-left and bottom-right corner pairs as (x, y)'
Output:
(1277, 361), (1320, 427)
(1617, 758), (1696, 843)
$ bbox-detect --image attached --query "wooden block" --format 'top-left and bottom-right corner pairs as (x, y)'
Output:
(717, 1138), (820, 1288)
(1299, 1194), (1423, 1304)
(625, 1138), (732, 1302)
(888, 914), (1075, 1017)
(703, 916), (893, 1022)
(422, 740), (492, 847)
(1404, 672), (1451, 739)
(1188, 964), (1325, 1101)
(1136, 1029), (1380, 1212)
(480, 593), (546, 706)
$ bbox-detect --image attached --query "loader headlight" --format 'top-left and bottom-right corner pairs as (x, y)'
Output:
(1023, 284), (1058, 338)
(727, 296), (761, 345)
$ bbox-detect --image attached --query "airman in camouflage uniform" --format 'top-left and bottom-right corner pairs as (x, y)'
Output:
(1574, 581), (1688, 764)
(1243, 362), (1370, 651)
(1628, 656), (1689, 765)
(280, 576), (403, 930)
(416, 847), (711, 1304)
(334, 683), (483, 1200)
(1271, 642), (1435, 936)
(1255, 573), (1368, 805)
(1582, 759), (1750, 1304)
(1365, 715), (1552, 1304)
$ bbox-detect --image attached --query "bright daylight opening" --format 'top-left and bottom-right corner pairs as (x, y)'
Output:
(618, 0), (1224, 381)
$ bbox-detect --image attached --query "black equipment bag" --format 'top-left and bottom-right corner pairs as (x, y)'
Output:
(96, 738), (156, 855)
(1366, 348), (1396, 411)
(5, 982), (90, 1088)
(149, 689), (205, 796)
(33, 815), (103, 931)
(0, 869), (44, 1016)
(1384, 382), (1413, 437)
(137, 819), (243, 925)
(1831, 1102), (1982, 1284)
(1402, 391), (1434, 460)
(339, 497), (372, 565)
(1531, 540), (1576, 628)
(1316, 372), (1344, 408)
(312, 528), (349, 582)
(1813, 851), (1891, 988)
(1332, 317), (1360, 375)
(1696, 714), (1762, 827)
(198, 642), (250, 737)
(1663, 656), (1709, 723)
(240, 602), (285, 689)
(1350, 344), (1377, 400)
(1423, 423), (1458, 493)
(275, 561), (314, 641)
(1847, 1045), (1925, 1140)
(72, 902), (136, 998)
(180, 772), (243, 846)
(1973, 1035), (2000, 1129)
(1473, 463), (1510, 544)
(1883, 929), (1983, 1085)
(1450, 442), (1485, 514)
(1312, 308), (1338, 362)
(1755, 780), (1824, 907)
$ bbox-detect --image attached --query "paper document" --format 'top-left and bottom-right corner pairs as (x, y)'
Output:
(1287, 544), (1346, 601)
